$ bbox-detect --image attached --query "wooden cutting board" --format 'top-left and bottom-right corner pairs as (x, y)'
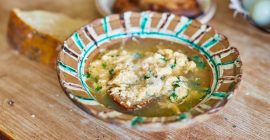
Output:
(0, 0), (269, 139)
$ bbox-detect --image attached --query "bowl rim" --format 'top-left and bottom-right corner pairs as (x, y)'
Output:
(57, 11), (242, 130)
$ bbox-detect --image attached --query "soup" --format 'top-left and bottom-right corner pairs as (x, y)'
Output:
(86, 38), (212, 117)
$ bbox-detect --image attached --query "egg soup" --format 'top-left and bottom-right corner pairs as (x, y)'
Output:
(86, 38), (212, 117)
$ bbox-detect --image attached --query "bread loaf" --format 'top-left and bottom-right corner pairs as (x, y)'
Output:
(7, 9), (88, 67)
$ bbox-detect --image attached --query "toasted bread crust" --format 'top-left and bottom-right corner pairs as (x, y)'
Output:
(109, 93), (154, 111)
(107, 86), (154, 111)
(7, 9), (61, 68)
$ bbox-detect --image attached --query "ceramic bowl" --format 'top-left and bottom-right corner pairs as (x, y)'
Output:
(57, 11), (242, 131)
(95, 0), (217, 24)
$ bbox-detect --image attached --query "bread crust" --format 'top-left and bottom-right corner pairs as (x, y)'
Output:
(7, 9), (62, 68)
(107, 85), (155, 111)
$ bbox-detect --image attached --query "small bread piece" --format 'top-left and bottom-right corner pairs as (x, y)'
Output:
(108, 88), (154, 110)
(7, 9), (88, 67)
(107, 70), (154, 110)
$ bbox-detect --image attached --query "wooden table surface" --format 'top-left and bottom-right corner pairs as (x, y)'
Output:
(0, 0), (269, 139)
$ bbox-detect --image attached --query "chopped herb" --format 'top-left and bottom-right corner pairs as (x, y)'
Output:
(169, 91), (178, 103)
(143, 75), (150, 80)
(85, 72), (91, 79)
(172, 83), (180, 89)
(169, 76), (183, 102)
(94, 76), (99, 83)
(132, 52), (142, 59)
(172, 76), (183, 88)
(191, 55), (206, 69)
(170, 58), (177, 69)
(160, 57), (168, 62)
(109, 69), (114, 76)
(177, 76), (183, 81)
(101, 62), (107, 69)
(95, 86), (102, 92)
(143, 70), (152, 80)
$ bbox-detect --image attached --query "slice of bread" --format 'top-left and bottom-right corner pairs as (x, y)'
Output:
(108, 87), (155, 111)
(7, 9), (89, 67)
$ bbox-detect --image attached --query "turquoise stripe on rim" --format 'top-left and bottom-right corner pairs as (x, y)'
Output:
(77, 31), (220, 101)
(58, 61), (77, 75)
(202, 34), (221, 49)
(73, 32), (85, 50)
(212, 92), (228, 98)
(140, 12), (149, 32)
(175, 19), (192, 36)
(103, 17), (108, 34)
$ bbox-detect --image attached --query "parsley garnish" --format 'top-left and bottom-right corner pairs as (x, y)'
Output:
(172, 83), (180, 89)
(109, 69), (114, 76)
(101, 62), (107, 69)
(143, 75), (150, 80)
(143, 70), (152, 80)
(94, 76), (99, 83)
(172, 77), (182, 89)
(160, 57), (168, 62)
(95, 86), (102, 92)
(169, 91), (178, 103)
(170, 58), (177, 69)
(85, 72), (91, 79)
(169, 76), (183, 102)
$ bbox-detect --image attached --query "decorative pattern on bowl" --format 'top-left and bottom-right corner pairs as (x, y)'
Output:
(57, 11), (242, 131)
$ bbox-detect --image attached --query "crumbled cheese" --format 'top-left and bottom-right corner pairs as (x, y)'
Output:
(110, 70), (139, 85)
(91, 48), (197, 106)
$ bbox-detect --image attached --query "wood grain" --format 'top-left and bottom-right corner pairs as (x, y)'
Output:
(0, 0), (269, 139)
